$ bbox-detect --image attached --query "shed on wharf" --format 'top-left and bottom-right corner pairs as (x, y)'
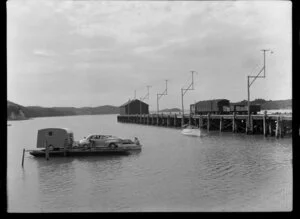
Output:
(119, 99), (149, 115)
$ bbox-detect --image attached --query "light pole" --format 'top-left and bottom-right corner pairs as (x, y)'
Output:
(157, 80), (168, 114)
(181, 71), (196, 127)
(247, 49), (273, 133)
(140, 85), (151, 114)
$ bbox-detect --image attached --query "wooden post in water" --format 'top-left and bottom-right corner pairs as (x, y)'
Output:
(199, 116), (203, 129)
(156, 114), (159, 126)
(207, 113), (210, 131)
(249, 114), (253, 134)
(220, 117), (223, 132)
(268, 119), (272, 136)
(21, 148), (25, 167)
(279, 116), (283, 138)
(232, 112), (236, 132)
(275, 116), (279, 138)
(167, 115), (170, 127)
(174, 114), (177, 127)
(189, 115), (191, 126)
(45, 140), (49, 160)
(263, 111), (267, 136)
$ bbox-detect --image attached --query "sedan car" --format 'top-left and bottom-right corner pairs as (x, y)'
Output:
(79, 134), (122, 148)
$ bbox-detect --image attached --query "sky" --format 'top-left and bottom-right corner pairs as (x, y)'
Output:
(7, 0), (292, 111)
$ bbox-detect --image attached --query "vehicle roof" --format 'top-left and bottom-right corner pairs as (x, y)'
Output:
(38, 128), (73, 134)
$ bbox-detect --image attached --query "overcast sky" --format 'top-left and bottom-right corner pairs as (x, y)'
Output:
(7, 0), (291, 110)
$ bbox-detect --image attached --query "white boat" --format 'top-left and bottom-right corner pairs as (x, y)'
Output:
(181, 125), (201, 137)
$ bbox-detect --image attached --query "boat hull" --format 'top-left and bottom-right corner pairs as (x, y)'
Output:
(29, 145), (142, 157)
(181, 129), (201, 137)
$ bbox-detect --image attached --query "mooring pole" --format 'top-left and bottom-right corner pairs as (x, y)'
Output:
(263, 110), (267, 136)
(45, 140), (49, 160)
(247, 76), (250, 134)
(21, 148), (25, 167)
(181, 89), (184, 127)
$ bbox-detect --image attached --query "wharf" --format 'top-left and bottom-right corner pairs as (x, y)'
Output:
(117, 113), (292, 138)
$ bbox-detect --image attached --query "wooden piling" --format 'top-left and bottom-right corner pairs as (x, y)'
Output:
(268, 119), (272, 136)
(279, 116), (282, 137)
(207, 113), (210, 131)
(116, 114), (292, 137)
(45, 141), (49, 160)
(250, 115), (253, 133)
(275, 116), (279, 138)
(199, 116), (203, 129)
(263, 111), (267, 136)
(21, 148), (25, 167)
(220, 117), (223, 132)
(232, 112), (236, 132)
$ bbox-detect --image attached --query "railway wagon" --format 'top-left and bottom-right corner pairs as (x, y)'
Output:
(228, 104), (261, 115)
(190, 99), (230, 115)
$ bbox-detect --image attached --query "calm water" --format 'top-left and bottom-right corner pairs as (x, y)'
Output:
(7, 115), (292, 212)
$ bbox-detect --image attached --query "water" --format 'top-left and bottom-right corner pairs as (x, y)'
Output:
(7, 115), (292, 212)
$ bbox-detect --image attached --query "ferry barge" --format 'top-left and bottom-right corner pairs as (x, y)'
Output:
(28, 128), (142, 157)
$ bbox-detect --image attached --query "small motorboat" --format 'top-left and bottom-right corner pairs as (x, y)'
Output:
(181, 125), (201, 137)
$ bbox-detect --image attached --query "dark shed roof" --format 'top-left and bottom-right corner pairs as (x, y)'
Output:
(120, 99), (148, 107)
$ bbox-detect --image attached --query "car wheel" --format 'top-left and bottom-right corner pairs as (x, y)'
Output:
(109, 143), (117, 148)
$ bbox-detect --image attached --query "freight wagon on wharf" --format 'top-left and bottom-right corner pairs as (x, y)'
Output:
(190, 99), (261, 115)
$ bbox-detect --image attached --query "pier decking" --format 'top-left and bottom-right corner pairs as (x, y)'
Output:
(117, 113), (292, 138)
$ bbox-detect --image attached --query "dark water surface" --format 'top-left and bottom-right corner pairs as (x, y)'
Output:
(7, 115), (292, 212)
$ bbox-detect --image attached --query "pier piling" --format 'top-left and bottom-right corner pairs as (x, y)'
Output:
(207, 113), (210, 131)
(232, 113), (236, 133)
(117, 114), (291, 137)
(21, 148), (25, 167)
(45, 141), (49, 160)
(220, 117), (223, 132)
(263, 111), (267, 136)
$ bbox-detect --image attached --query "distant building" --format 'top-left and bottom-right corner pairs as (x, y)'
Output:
(119, 99), (149, 115)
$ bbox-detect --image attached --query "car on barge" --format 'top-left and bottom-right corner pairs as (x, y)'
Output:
(29, 128), (142, 157)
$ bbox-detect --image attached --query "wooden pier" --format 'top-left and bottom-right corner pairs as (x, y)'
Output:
(117, 113), (292, 138)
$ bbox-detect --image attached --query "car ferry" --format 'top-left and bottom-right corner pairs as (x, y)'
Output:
(29, 128), (142, 157)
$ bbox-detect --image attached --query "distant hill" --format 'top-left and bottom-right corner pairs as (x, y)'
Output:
(7, 101), (29, 120)
(160, 108), (181, 113)
(7, 100), (120, 120)
(232, 99), (292, 110)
